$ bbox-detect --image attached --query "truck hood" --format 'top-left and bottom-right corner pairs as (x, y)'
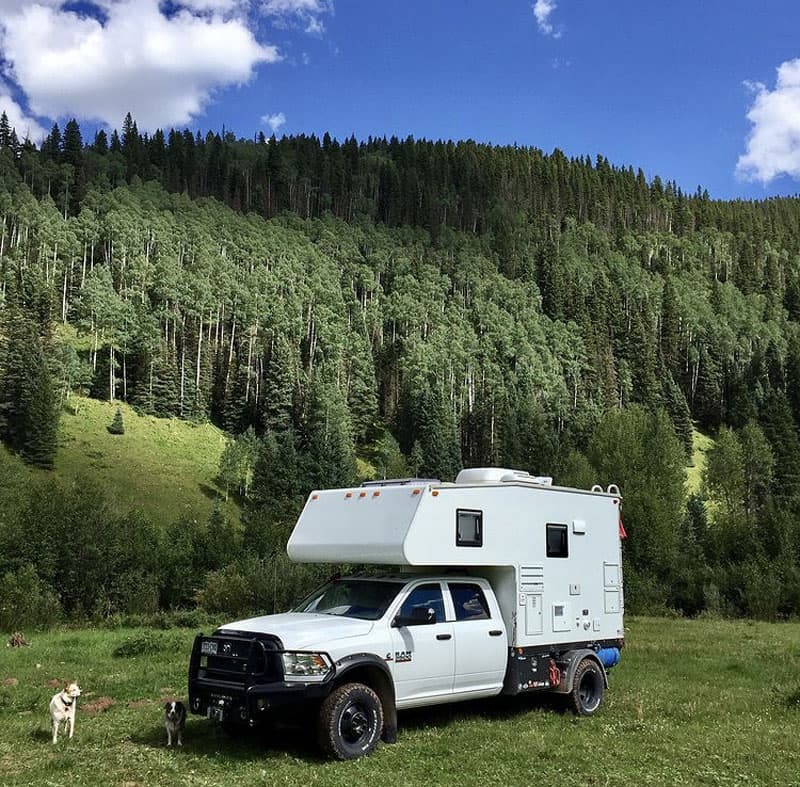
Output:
(217, 612), (374, 650)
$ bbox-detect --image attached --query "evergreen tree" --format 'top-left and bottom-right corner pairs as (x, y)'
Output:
(108, 407), (125, 435)
(0, 307), (59, 468)
(301, 375), (357, 490)
(93, 129), (109, 155)
(588, 407), (685, 584)
(0, 112), (11, 148)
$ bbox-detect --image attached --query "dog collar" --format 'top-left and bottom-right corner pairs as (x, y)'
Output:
(62, 697), (73, 706)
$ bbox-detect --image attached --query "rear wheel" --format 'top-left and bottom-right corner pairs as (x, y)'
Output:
(568, 658), (604, 715)
(317, 682), (383, 760)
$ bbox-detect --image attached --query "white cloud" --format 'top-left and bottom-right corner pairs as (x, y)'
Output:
(533, 0), (561, 38)
(171, 0), (249, 13)
(261, 111), (286, 132)
(260, 0), (332, 35)
(0, 0), (280, 131)
(0, 82), (47, 143)
(736, 59), (800, 184)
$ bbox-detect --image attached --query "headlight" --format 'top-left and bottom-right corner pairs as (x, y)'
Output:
(281, 652), (332, 682)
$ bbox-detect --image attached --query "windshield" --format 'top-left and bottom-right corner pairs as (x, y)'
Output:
(293, 578), (406, 620)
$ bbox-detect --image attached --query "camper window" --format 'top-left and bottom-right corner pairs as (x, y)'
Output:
(449, 583), (490, 621)
(456, 509), (483, 547)
(546, 523), (569, 558)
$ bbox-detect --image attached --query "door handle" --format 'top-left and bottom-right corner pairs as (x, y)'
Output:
(489, 630), (503, 637)
(436, 633), (452, 641)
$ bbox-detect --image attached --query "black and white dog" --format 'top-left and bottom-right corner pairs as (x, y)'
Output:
(164, 700), (186, 747)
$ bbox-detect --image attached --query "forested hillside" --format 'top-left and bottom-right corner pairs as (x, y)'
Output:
(1, 112), (800, 622)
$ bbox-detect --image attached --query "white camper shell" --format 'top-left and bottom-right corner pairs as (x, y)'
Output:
(288, 467), (624, 648)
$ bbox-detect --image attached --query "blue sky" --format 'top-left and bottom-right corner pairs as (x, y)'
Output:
(1, 1), (799, 200)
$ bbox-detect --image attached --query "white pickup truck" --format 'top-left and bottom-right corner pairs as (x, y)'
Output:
(188, 469), (625, 759)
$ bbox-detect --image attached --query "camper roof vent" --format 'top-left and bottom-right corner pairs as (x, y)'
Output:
(455, 468), (553, 486)
(360, 478), (441, 488)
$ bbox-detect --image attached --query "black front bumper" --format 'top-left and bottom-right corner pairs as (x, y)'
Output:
(188, 633), (333, 725)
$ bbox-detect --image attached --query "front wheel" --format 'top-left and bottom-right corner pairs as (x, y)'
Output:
(568, 658), (605, 715)
(317, 682), (384, 760)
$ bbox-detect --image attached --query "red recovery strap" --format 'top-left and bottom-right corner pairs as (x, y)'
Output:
(618, 515), (627, 540)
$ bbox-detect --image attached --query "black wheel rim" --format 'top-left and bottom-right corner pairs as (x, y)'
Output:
(340, 702), (371, 745)
(578, 670), (601, 712)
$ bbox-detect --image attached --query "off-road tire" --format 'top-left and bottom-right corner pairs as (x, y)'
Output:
(317, 682), (384, 760)
(568, 658), (605, 715)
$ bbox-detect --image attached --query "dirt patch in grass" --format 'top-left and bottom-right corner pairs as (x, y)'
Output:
(1, 678), (18, 686)
(0, 755), (24, 776)
(46, 678), (62, 688)
(128, 699), (158, 709)
(83, 697), (115, 714)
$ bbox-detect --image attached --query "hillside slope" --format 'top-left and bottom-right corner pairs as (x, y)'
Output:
(2, 396), (236, 527)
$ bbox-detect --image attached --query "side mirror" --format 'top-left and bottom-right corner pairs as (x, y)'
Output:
(392, 606), (437, 627)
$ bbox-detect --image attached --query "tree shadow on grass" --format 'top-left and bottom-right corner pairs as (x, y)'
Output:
(29, 727), (53, 744)
(198, 483), (222, 502)
(130, 719), (325, 763)
(127, 695), (567, 762)
(398, 692), (566, 733)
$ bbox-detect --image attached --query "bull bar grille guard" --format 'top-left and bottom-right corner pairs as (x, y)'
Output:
(189, 633), (335, 691)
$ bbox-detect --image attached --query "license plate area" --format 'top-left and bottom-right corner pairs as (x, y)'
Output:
(201, 640), (218, 656)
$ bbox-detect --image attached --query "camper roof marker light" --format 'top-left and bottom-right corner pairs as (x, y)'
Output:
(345, 492), (353, 499)
(359, 491), (367, 498)
(373, 490), (381, 497)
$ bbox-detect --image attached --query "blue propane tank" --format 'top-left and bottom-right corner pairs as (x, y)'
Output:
(596, 647), (621, 668)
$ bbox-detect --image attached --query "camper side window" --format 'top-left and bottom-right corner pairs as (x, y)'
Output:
(546, 523), (569, 558)
(456, 509), (483, 547)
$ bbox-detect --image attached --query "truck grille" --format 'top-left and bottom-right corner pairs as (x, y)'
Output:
(192, 633), (283, 685)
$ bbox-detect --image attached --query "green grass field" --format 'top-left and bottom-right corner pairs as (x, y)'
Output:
(1, 617), (798, 786)
(2, 394), (236, 526)
(686, 429), (714, 497)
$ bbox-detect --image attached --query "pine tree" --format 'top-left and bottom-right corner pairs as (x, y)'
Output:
(0, 307), (59, 468)
(662, 376), (693, 457)
(108, 407), (125, 435)
(261, 335), (296, 433)
(301, 376), (357, 491)
(93, 129), (109, 155)
(0, 112), (11, 148)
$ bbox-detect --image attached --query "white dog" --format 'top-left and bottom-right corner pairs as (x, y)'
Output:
(50, 681), (81, 743)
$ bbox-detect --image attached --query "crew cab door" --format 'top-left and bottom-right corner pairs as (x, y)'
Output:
(447, 581), (507, 695)
(389, 582), (454, 705)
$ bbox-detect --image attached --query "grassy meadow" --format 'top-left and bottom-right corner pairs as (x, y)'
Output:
(1, 394), (236, 527)
(1, 617), (799, 786)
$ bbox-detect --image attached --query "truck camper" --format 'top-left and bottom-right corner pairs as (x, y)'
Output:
(189, 468), (625, 759)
